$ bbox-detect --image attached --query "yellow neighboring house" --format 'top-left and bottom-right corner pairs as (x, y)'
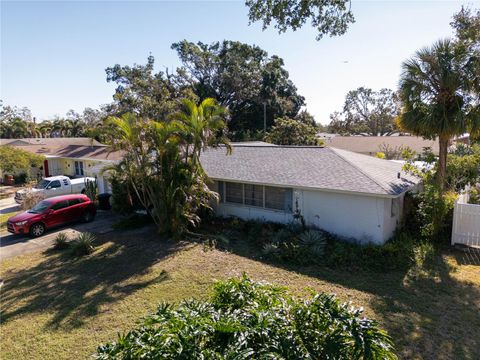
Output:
(0, 138), (123, 193)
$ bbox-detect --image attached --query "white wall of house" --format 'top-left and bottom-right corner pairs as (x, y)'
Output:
(212, 180), (404, 245)
(300, 190), (385, 244)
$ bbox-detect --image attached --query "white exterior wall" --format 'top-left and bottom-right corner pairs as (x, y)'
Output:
(213, 181), (404, 245)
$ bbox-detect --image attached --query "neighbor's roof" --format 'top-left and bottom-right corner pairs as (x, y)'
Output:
(0, 137), (105, 147)
(201, 144), (419, 196)
(325, 136), (439, 155)
(0, 137), (123, 161)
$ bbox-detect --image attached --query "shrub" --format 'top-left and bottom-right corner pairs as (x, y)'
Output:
(21, 191), (45, 211)
(110, 176), (141, 214)
(298, 230), (327, 257)
(53, 232), (69, 250)
(413, 185), (457, 242)
(70, 232), (96, 257)
(96, 275), (396, 359)
(324, 232), (417, 272)
(13, 172), (29, 185)
(84, 178), (98, 202)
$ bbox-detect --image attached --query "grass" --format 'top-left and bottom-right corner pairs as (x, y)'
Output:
(0, 210), (20, 230)
(1, 228), (479, 360)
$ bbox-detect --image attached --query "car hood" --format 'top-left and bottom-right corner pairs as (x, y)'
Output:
(8, 211), (40, 223)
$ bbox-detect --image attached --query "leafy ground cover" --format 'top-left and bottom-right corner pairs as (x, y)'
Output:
(1, 227), (479, 359)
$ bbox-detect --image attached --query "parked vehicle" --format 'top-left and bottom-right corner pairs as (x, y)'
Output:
(14, 175), (95, 204)
(7, 194), (96, 237)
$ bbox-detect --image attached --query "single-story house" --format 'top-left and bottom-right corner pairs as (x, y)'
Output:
(0, 137), (123, 193)
(201, 143), (419, 244)
(3, 138), (420, 244)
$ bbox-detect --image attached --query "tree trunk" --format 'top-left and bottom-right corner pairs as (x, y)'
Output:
(437, 135), (449, 190)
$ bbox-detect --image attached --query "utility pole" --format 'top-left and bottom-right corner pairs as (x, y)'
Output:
(263, 102), (267, 132)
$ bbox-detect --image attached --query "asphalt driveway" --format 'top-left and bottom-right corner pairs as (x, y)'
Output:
(0, 208), (119, 261)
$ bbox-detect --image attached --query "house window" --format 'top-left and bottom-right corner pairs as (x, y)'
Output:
(225, 182), (243, 204)
(74, 161), (84, 176)
(217, 181), (225, 202)
(265, 186), (292, 211)
(391, 197), (400, 217)
(244, 184), (263, 207)
(220, 181), (292, 212)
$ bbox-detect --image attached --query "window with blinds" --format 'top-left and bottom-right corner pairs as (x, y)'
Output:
(265, 186), (292, 211)
(244, 184), (263, 207)
(225, 182), (243, 204)
(220, 181), (292, 212)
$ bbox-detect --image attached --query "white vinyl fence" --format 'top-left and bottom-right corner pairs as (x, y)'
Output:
(452, 188), (480, 246)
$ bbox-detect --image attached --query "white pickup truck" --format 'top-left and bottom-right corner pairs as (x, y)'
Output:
(15, 175), (95, 204)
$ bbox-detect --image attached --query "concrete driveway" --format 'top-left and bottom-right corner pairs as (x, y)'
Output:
(0, 195), (19, 215)
(0, 199), (119, 260)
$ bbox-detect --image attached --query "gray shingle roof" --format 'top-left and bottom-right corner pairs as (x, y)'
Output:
(200, 145), (419, 196)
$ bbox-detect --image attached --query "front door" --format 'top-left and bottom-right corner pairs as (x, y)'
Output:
(43, 159), (49, 177)
(74, 161), (84, 176)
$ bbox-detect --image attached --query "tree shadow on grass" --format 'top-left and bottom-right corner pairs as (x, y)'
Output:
(0, 227), (185, 330)
(220, 236), (480, 360)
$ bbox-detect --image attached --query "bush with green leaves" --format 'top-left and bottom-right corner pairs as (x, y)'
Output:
(412, 185), (457, 241)
(96, 276), (396, 359)
(84, 178), (98, 202)
(53, 232), (69, 250)
(261, 226), (328, 263)
(325, 232), (422, 272)
(70, 232), (96, 257)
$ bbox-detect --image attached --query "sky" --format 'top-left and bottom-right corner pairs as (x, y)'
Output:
(1, 0), (479, 125)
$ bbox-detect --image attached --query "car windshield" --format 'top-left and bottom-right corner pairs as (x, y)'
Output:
(28, 200), (52, 214)
(35, 180), (50, 189)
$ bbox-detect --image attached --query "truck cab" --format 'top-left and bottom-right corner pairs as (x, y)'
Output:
(15, 175), (96, 203)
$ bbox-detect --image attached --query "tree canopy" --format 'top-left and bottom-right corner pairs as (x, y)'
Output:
(451, 6), (480, 49)
(328, 87), (399, 136)
(105, 55), (197, 121)
(265, 117), (319, 145)
(245, 0), (355, 40)
(0, 145), (44, 175)
(172, 40), (305, 139)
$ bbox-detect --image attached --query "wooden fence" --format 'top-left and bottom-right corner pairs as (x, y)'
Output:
(452, 189), (480, 246)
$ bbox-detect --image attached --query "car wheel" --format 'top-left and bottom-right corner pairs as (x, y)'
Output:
(29, 223), (45, 237)
(82, 211), (95, 223)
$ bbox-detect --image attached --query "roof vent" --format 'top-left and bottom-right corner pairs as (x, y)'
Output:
(397, 172), (401, 179)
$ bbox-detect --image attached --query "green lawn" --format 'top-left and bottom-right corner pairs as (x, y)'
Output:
(1, 229), (479, 360)
(0, 210), (20, 230)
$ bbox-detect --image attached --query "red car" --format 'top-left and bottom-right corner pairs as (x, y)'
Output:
(7, 194), (96, 237)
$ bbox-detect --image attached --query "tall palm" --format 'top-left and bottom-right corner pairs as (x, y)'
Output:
(171, 98), (231, 166)
(9, 118), (29, 138)
(399, 39), (480, 189)
(38, 121), (53, 138)
(64, 118), (86, 137)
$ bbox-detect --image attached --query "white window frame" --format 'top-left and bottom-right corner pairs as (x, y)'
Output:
(221, 181), (292, 213)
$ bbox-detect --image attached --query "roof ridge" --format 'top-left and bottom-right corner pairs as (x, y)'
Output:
(329, 147), (392, 193)
(229, 144), (326, 149)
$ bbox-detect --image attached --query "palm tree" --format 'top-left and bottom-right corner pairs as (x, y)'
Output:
(38, 121), (53, 138)
(171, 98), (231, 166)
(399, 39), (480, 189)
